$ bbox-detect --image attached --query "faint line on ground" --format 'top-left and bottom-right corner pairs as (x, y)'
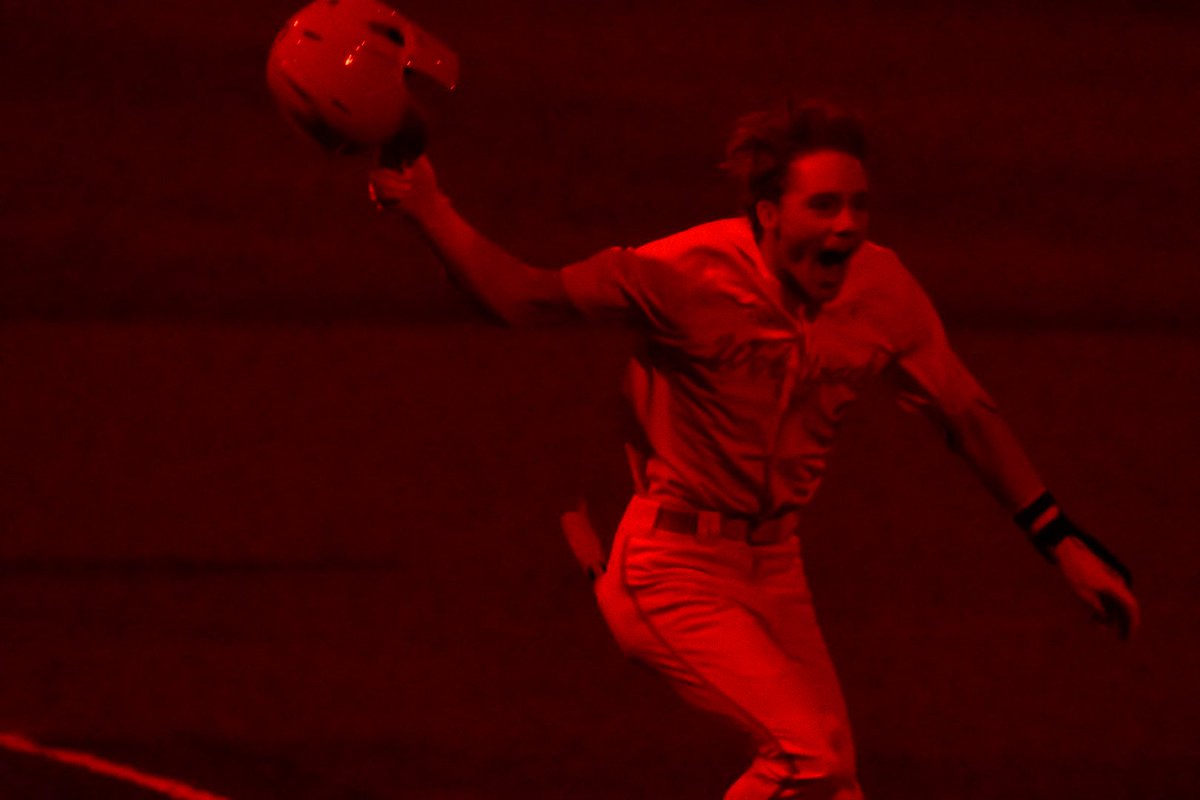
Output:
(0, 732), (231, 800)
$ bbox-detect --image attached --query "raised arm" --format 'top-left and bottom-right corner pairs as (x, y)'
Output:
(368, 157), (574, 327)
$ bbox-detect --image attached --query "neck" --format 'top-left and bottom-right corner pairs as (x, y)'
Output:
(755, 231), (778, 277)
(755, 233), (820, 319)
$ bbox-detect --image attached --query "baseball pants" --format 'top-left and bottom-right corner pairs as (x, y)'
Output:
(595, 496), (864, 800)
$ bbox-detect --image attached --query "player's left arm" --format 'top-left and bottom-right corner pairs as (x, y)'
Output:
(888, 263), (1140, 640)
(937, 393), (1140, 639)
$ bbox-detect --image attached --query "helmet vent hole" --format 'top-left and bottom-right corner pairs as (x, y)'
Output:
(367, 22), (405, 46)
(284, 75), (314, 104)
(302, 30), (323, 41)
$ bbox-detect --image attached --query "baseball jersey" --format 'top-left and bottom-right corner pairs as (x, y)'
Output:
(560, 217), (992, 518)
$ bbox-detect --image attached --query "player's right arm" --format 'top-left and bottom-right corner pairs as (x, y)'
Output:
(368, 157), (574, 327)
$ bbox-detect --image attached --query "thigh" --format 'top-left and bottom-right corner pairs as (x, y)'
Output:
(747, 543), (857, 750)
(613, 527), (850, 756)
(751, 545), (849, 704)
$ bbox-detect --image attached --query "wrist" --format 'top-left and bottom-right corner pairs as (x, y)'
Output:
(1014, 491), (1134, 587)
(1013, 491), (1071, 562)
(408, 191), (453, 227)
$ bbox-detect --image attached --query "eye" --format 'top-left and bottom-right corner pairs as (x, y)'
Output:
(851, 193), (869, 212)
(807, 194), (840, 215)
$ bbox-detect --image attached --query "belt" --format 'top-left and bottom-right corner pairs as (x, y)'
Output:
(653, 506), (796, 545)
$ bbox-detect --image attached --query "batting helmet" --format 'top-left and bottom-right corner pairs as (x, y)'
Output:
(266, 0), (459, 154)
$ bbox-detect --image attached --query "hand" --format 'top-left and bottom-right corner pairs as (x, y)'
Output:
(1054, 536), (1141, 640)
(560, 501), (607, 583)
(367, 155), (445, 220)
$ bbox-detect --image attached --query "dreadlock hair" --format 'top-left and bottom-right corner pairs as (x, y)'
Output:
(721, 97), (867, 240)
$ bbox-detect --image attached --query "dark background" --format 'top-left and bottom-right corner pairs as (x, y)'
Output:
(2, 0), (1198, 797)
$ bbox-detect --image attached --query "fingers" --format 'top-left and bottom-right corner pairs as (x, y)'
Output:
(367, 180), (383, 211)
(1057, 537), (1141, 640)
(560, 508), (607, 583)
(371, 153), (430, 176)
(367, 156), (436, 214)
(367, 166), (415, 212)
(1089, 588), (1140, 641)
(368, 165), (416, 191)
(1095, 592), (1130, 640)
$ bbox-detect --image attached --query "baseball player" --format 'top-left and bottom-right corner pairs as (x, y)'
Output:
(367, 98), (1140, 799)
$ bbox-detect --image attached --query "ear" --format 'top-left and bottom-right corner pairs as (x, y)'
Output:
(755, 199), (780, 235)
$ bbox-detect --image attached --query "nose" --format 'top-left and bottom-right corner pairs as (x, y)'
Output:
(832, 205), (863, 237)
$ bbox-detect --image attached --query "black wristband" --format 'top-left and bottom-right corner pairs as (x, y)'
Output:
(1015, 493), (1134, 589)
(1028, 512), (1077, 561)
(1014, 491), (1058, 531)
(1014, 492), (1063, 560)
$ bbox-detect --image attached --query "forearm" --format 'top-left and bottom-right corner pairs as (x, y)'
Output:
(408, 195), (544, 323)
(370, 160), (572, 326)
(946, 398), (1135, 587)
(943, 398), (1047, 515)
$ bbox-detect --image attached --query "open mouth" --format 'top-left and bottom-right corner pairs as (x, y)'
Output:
(816, 248), (853, 267)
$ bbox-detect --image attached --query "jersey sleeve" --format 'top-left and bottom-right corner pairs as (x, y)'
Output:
(559, 246), (679, 332)
(886, 260), (995, 421)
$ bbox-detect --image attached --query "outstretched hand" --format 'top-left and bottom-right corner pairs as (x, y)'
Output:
(368, 155), (444, 220)
(1054, 536), (1141, 640)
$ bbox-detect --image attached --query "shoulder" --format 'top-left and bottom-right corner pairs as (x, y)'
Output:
(636, 218), (755, 266)
(843, 242), (944, 348)
(565, 218), (758, 298)
(632, 218), (758, 286)
(558, 220), (755, 324)
(849, 242), (931, 307)
(854, 241), (911, 283)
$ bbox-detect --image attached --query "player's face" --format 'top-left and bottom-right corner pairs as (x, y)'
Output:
(757, 150), (869, 306)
